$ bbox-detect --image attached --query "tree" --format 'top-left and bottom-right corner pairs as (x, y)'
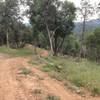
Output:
(86, 28), (100, 62)
(78, 0), (94, 57)
(9, 21), (33, 48)
(62, 34), (80, 56)
(0, 0), (20, 48)
(27, 0), (76, 56)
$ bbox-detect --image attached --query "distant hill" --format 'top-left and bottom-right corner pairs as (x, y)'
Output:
(74, 19), (100, 35)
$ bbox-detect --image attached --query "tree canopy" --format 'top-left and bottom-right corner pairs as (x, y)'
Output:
(27, 0), (76, 55)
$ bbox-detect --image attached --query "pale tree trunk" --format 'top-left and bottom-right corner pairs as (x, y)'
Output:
(6, 32), (9, 48)
(33, 39), (37, 55)
(80, 11), (86, 58)
(46, 23), (54, 55)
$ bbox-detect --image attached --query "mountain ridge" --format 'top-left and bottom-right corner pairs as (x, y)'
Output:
(74, 19), (100, 34)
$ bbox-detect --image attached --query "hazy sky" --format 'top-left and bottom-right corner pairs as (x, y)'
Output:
(67, 0), (99, 21)
(66, 0), (81, 7)
(66, 0), (99, 7)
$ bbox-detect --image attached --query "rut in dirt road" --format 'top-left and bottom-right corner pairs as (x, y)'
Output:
(0, 58), (28, 100)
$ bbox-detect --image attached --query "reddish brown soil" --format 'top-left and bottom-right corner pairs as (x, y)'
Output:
(40, 50), (49, 57)
(0, 54), (99, 100)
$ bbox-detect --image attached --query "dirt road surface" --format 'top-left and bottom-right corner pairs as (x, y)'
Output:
(0, 54), (99, 100)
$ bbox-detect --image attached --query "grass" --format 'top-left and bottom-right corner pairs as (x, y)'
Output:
(35, 56), (100, 96)
(18, 68), (32, 76)
(46, 94), (60, 100)
(0, 46), (33, 56)
(28, 60), (38, 65)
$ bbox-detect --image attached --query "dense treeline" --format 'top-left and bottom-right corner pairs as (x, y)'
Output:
(0, 0), (100, 62)
(0, 0), (33, 48)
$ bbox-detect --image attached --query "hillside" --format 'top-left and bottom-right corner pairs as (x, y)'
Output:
(0, 46), (99, 100)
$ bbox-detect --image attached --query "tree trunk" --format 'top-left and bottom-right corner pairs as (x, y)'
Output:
(54, 35), (57, 56)
(6, 32), (9, 48)
(46, 23), (54, 55)
(80, 15), (86, 58)
(34, 39), (37, 55)
(57, 37), (65, 54)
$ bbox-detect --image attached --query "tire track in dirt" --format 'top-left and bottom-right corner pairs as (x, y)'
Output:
(0, 57), (28, 100)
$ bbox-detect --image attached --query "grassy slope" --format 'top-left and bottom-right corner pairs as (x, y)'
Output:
(30, 56), (100, 95)
(0, 46), (100, 95)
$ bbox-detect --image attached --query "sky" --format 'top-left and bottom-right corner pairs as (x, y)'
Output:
(66, 0), (99, 21)
(66, 0), (81, 7)
(66, 0), (99, 7)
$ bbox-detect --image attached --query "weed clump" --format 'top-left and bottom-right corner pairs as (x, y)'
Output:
(46, 94), (60, 100)
(33, 89), (42, 95)
(18, 68), (31, 76)
(92, 87), (100, 96)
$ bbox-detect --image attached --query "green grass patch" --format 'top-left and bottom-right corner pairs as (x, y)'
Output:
(0, 46), (33, 56)
(42, 63), (54, 72)
(28, 60), (38, 65)
(46, 94), (60, 100)
(18, 68), (32, 76)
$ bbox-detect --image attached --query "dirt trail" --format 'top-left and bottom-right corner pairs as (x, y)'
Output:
(0, 54), (99, 100)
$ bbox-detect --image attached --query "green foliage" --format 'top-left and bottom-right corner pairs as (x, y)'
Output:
(28, 60), (38, 65)
(37, 33), (49, 49)
(7, 22), (33, 48)
(19, 68), (31, 76)
(35, 56), (100, 95)
(0, 46), (33, 56)
(62, 34), (80, 56)
(92, 87), (100, 96)
(28, 0), (76, 55)
(0, 0), (33, 48)
(71, 78), (85, 87)
(86, 28), (100, 62)
(42, 63), (54, 72)
(46, 94), (60, 100)
(0, 0), (20, 47)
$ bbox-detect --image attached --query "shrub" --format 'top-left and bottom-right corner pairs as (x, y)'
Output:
(86, 28), (100, 62)
(62, 34), (80, 56)
(92, 87), (100, 96)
